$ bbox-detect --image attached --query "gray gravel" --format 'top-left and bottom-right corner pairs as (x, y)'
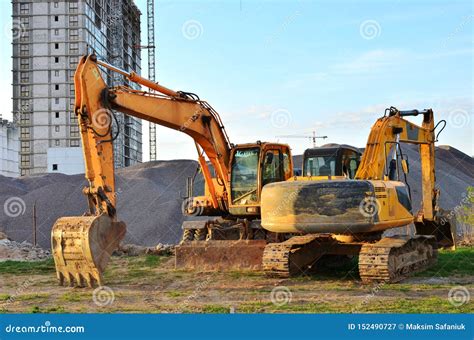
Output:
(0, 145), (472, 249)
(0, 239), (51, 261)
(0, 160), (202, 249)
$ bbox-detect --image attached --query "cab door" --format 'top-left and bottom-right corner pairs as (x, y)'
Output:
(261, 145), (292, 187)
(341, 149), (361, 178)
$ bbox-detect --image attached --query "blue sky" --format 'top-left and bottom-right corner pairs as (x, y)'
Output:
(1, 0), (473, 160)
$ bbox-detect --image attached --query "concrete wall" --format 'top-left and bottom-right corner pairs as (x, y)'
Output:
(47, 147), (84, 175)
(0, 120), (20, 177)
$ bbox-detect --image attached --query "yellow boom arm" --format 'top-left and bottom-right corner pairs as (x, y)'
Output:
(51, 54), (234, 287)
(355, 107), (437, 220)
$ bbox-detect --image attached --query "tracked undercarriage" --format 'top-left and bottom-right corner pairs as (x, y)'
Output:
(177, 219), (441, 284)
(358, 235), (438, 283)
(262, 233), (439, 283)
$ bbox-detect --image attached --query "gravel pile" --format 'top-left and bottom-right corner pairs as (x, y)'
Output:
(0, 238), (51, 261)
(0, 160), (202, 249)
(115, 243), (175, 257)
(0, 145), (472, 249)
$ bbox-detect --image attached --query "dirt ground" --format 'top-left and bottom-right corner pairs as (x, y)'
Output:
(0, 248), (473, 314)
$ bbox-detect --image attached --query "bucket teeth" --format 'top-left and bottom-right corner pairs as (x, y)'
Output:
(51, 215), (125, 288)
(56, 271), (102, 288)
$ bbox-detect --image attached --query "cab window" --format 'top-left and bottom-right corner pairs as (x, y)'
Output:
(342, 151), (360, 178)
(231, 148), (259, 205)
(262, 150), (283, 186)
(282, 151), (292, 179)
(305, 156), (336, 176)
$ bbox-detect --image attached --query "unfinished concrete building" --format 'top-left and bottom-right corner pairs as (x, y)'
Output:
(0, 115), (20, 177)
(12, 0), (142, 175)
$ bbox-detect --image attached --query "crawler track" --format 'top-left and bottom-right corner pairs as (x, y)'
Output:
(262, 235), (326, 277)
(358, 236), (438, 283)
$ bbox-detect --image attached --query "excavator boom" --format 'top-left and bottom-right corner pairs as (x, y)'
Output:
(52, 55), (235, 287)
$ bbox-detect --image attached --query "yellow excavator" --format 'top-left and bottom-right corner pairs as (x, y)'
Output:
(260, 107), (456, 282)
(51, 55), (295, 287)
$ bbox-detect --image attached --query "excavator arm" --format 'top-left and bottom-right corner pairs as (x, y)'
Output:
(77, 55), (232, 214)
(355, 107), (437, 220)
(52, 55), (233, 287)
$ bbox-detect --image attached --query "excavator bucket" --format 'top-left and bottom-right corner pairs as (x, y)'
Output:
(415, 209), (457, 250)
(51, 214), (126, 287)
(175, 240), (267, 271)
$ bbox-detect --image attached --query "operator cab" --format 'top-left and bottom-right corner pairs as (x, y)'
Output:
(303, 144), (362, 178)
(229, 142), (292, 216)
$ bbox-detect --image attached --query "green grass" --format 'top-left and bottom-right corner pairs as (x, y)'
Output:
(417, 247), (474, 277)
(0, 259), (55, 275)
(126, 255), (164, 269)
(201, 304), (231, 313)
(60, 291), (88, 302)
(237, 301), (345, 313)
(0, 294), (11, 301)
(236, 296), (473, 313)
(30, 305), (65, 314)
(144, 255), (163, 267)
(166, 291), (186, 298)
(362, 297), (473, 313)
(15, 293), (49, 302)
(228, 271), (263, 279)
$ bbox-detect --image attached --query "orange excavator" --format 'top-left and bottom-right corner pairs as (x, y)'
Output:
(51, 55), (294, 287)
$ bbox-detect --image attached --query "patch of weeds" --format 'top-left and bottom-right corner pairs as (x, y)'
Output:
(30, 305), (65, 314)
(228, 271), (263, 279)
(417, 247), (474, 277)
(379, 284), (411, 292)
(0, 259), (55, 275)
(364, 296), (473, 313)
(60, 291), (87, 302)
(30, 305), (41, 313)
(45, 306), (66, 313)
(200, 304), (230, 313)
(166, 291), (185, 298)
(144, 255), (162, 267)
(0, 294), (11, 301)
(16, 293), (49, 302)
(238, 301), (345, 313)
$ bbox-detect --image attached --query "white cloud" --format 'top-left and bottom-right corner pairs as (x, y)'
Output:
(331, 49), (406, 75)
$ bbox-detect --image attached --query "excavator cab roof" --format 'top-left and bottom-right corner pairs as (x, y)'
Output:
(232, 141), (291, 149)
(303, 144), (362, 158)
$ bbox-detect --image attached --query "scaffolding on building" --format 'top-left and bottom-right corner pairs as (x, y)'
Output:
(147, 0), (157, 161)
